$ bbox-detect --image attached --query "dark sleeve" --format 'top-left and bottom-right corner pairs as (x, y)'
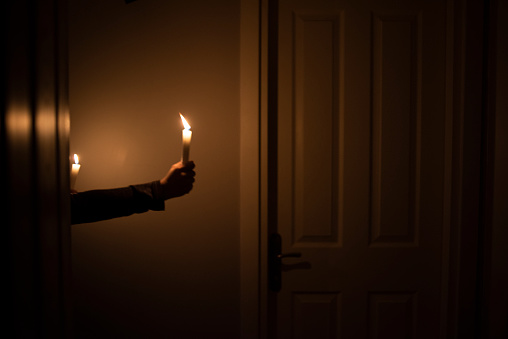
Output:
(71, 181), (165, 225)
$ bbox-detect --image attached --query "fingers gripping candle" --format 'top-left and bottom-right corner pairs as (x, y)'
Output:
(180, 113), (192, 163)
(70, 154), (80, 190)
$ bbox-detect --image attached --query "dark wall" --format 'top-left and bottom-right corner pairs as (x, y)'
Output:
(68, 0), (241, 337)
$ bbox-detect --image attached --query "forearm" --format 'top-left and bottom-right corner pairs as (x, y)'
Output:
(71, 181), (164, 225)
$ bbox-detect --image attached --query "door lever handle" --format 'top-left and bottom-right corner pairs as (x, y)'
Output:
(277, 252), (302, 259)
(269, 233), (302, 292)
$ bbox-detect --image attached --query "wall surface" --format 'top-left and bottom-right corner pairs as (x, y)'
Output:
(69, 0), (240, 337)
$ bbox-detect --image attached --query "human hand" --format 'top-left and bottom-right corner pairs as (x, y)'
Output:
(160, 161), (195, 199)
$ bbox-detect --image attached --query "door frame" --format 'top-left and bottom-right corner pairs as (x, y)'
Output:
(2, 0), (72, 336)
(239, 0), (495, 338)
(240, 0), (269, 337)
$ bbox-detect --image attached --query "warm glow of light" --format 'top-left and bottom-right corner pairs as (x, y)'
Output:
(74, 154), (79, 164)
(6, 104), (32, 139)
(180, 113), (191, 130)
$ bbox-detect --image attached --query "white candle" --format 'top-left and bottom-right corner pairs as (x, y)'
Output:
(180, 113), (192, 163)
(70, 154), (81, 190)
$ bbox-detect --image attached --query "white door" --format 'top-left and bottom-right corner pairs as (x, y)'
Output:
(271, 0), (451, 337)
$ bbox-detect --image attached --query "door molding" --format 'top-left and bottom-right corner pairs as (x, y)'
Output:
(446, 0), (489, 336)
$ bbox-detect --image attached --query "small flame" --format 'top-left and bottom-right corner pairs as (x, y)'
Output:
(74, 154), (79, 164)
(180, 113), (191, 130)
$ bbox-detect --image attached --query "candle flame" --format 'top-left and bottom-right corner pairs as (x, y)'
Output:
(74, 154), (79, 164)
(180, 113), (191, 130)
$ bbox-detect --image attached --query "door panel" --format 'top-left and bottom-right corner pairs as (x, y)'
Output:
(275, 0), (449, 338)
(291, 11), (343, 246)
(371, 12), (421, 247)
